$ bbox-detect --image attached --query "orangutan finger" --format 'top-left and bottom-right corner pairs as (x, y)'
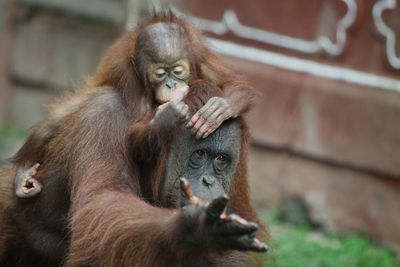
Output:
(186, 99), (213, 128)
(206, 194), (229, 221)
(179, 177), (193, 200)
(196, 123), (209, 139)
(191, 116), (206, 135)
(199, 101), (219, 123)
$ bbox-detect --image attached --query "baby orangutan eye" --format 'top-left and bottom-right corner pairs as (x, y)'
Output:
(155, 68), (166, 78)
(173, 66), (184, 77)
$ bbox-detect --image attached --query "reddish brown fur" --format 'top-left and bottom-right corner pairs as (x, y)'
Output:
(0, 12), (266, 266)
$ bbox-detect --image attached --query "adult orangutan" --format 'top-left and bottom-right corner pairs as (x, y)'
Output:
(0, 81), (267, 266)
(0, 12), (266, 266)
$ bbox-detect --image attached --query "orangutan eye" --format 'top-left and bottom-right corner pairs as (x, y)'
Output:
(173, 66), (184, 77)
(214, 154), (230, 172)
(154, 68), (166, 78)
(216, 155), (226, 162)
(189, 150), (207, 168)
(194, 150), (206, 158)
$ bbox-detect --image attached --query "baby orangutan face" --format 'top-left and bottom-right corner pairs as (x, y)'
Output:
(148, 58), (190, 103)
(138, 22), (191, 104)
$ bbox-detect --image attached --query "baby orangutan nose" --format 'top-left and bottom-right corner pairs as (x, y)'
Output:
(166, 80), (177, 88)
(202, 175), (215, 186)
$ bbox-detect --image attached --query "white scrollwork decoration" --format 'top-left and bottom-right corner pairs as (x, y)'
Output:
(178, 0), (357, 56)
(373, 0), (400, 70)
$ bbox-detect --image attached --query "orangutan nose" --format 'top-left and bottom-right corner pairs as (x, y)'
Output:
(202, 175), (215, 186)
(166, 80), (177, 88)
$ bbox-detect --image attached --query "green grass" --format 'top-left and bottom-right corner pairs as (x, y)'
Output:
(262, 212), (400, 267)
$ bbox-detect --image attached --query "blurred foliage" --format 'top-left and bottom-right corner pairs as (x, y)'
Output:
(262, 211), (400, 267)
(0, 124), (28, 165)
(0, 124), (28, 140)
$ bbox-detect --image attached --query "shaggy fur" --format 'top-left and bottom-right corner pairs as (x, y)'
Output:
(0, 12), (266, 267)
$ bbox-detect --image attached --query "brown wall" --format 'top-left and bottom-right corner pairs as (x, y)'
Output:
(0, 0), (127, 129)
(1, 0), (400, 251)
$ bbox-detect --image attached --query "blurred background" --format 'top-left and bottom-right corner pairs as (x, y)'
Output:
(0, 0), (399, 266)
